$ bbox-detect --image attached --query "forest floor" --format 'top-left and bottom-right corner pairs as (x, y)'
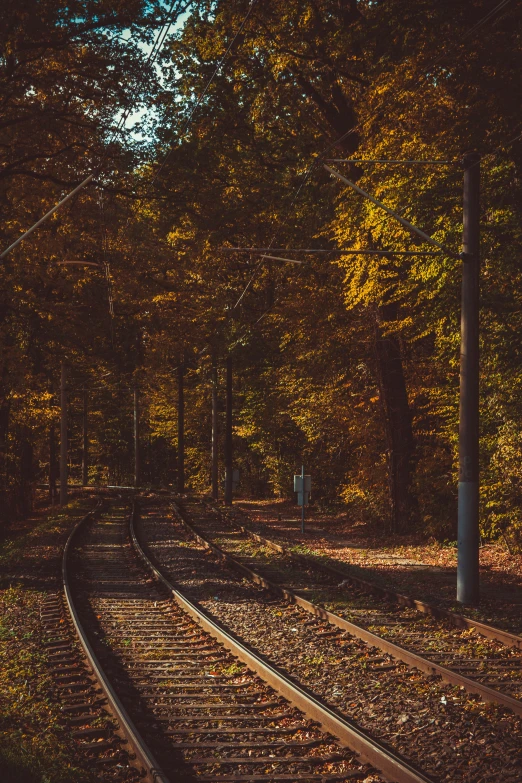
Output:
(234, 499), (522, 636)
(0, 493), (99, 783)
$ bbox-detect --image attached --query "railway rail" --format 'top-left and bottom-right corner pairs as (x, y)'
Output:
(136, 496), (522, 782)
(53, 493), (439, 783)
(172, 498), (522, 718)
(41, 500), (148, 782)
(218, 504), (522, 649)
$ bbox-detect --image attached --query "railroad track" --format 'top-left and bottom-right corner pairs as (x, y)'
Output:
(217, 505), (521, 649)
(41, 500), (147, 782)
(137, 497), (522, 782)
(172, 498), (522, 718)
(54, 494), (438, 783)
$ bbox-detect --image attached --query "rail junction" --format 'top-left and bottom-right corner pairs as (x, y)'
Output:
(38, 489), (522, 783)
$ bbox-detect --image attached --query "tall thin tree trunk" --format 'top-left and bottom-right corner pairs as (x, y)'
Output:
(224, 356), (233, 506)
(0, 399), (10, 524)
(211, 362), (219, 501)
(49, 423), (57, 505)
(0, 399), (10, 490)
(177, 363), (185, 493)
(19, 426), (34, 518)
(374, 302), (416, 533)
(82, 388), (88, 486)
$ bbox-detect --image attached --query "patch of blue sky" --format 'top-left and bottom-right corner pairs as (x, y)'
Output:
(116, 7), (190, 141)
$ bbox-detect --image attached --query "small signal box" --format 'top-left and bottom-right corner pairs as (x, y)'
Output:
(294, 467), (311, 533)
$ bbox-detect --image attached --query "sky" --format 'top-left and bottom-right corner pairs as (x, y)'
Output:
(120, 8), (190, 141)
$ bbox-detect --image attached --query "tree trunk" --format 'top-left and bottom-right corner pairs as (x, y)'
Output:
(49, 423), (58, 505)
(374, 302), (416, 533)
(0, 399), (10, 525)
(177, 363), (185, 493)
(224, 356), (233, 506)
(19, 428), (34, 518)
(82, 388), (88, 486)
(211, 362), (219, 501)
(0, 399), (10, 487)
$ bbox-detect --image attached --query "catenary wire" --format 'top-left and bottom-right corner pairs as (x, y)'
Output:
(0, 0), (188, 259)
(230, 0), (521, 321)
(150, 0), (260, 189)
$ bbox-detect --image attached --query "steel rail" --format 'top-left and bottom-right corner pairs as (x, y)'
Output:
(219, 507), (522, 651)
(176, 502), (522, 718)
(130, 505), (434, 783)
(62, 499), (169, 783)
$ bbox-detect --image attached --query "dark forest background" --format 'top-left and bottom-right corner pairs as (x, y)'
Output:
(1, 0), (521, 542)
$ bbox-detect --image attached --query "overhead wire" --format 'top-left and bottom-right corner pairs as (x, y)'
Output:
(150, 0), (260, 189)
(222, 0), (521, 351)
(0, 0), (188, 259)
(227, 125), (362, 314)
(95, 0), (522, 383)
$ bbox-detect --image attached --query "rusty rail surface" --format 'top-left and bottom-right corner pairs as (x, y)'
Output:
(131, 502), (435, 783)
(62, 499), (170, 783)
(218, 505), (522, 651)
(174, 500), (522, 718)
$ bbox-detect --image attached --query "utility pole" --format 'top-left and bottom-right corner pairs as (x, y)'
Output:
(224, 355), (233, 506)
(177, 363), (185, 493)
(82, 387), (88, 486)
(134, 386), (140, 487)
(211, 360), (219, 501)
(60, 363), (68, 506)
(457, 152), (481, 605)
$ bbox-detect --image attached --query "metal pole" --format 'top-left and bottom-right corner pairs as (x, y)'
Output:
(301, 464), (305, 534)
(60, 364), (68, 506)
(134, 386), (140, 487)
(177, 364), (185, 493)
(457, 152), (481, 605)
(82, 387), (88, 486)
(211, 361), (219, 501)
(224, 355), (233, 506)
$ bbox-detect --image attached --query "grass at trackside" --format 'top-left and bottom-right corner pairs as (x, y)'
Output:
(0, 500), (97, 783)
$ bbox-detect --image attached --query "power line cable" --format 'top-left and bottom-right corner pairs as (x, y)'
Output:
(227, 125), (362, 312)
(0, 0), (188, 259)
(149, 0), (260, 189)
(124, 0), (522, 377)
(109, 0), (261, 322)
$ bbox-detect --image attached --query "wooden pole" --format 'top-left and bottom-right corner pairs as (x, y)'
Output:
(134, 386), (140, 487)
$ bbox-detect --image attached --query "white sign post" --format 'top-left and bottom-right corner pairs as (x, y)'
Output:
(294, 465), (311, 533)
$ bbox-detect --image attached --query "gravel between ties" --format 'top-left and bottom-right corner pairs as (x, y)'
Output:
(137, 497), (522, 783)
(194, 505), (522, 701)
(73, 501), (375, 782)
